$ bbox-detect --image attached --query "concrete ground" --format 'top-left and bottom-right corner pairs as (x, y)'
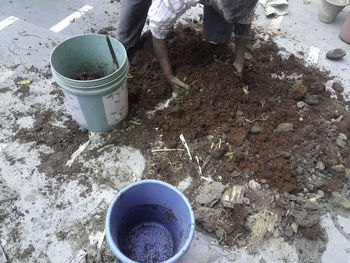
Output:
(0, 0), (350, 262)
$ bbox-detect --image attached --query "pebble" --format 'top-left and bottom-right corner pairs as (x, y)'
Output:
(251, 124), (264, 134)
(297, 101), (305, 108)
(296, 166), (303, 174)
(331, 82), (344, 93)
(331, 164), (346, 174)
(276, 123), (294, 133)
(317, 190), (325, 199)
(222, 124), (230, 134)
(336, 137), (347, 148)
(207, 135), (214, 141)
(291, 223), (298, 233)
(338, 133), (347, 140)
(304, 94), (319, 106)
(248, 180), (262, 191)
(260, 179), (267, 184)
(332, 192), (350, 211)
(315, 161), (325, 171)
(326, 48), (346, 60)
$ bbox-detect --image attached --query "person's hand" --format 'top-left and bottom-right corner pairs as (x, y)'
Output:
(166, 74), (189, 91)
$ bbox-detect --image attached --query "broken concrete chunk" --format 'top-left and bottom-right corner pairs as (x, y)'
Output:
(332, 192), (350, 211)
(247, 210), (278, 243)
(194, 207), (220, 233)
(304, 94), (319, 106)
(276, 123), (293, 133)
(195, 181), (226, 207)
(221, 185), (246, 207)
(248, 180), (262, 191)
(326, 48), (346, 60)
(292, 210), (320, 228)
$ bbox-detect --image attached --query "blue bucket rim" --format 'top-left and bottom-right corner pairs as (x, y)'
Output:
(105, 179), (196, 263)
(49, 33), (128, 86)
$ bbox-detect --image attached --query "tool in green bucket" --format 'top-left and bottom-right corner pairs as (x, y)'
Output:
(106, 35), (119, 73)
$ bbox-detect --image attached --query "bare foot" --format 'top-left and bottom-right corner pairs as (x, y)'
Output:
(166, 75), (189, 91)
(233, 61), (244, 76)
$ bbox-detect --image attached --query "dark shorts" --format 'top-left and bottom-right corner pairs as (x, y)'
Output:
(203, 5), (252, 44)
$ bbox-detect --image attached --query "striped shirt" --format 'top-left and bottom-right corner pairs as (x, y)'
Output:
(148, 0), (199, 39)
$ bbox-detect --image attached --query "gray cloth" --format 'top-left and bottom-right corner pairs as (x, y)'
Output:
(203, 5), (253, 43)
(218, 0), (258, 24)
(117, 0), (152, 49)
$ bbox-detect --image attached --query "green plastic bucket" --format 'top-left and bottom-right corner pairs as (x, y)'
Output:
(50, 34), (129, 132)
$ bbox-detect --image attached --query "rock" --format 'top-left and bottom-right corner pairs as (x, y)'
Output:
(194, 207), (219, 233)
(331, 164), (346, 174)
(332, 82), (344, 93)
(339, 133), (347, 140)
(332, 192), (350, 211)
(260, 179), (267, 184)
(283, 226), (294, 238)
(289, 83), (307, 100)
(293, 210), (320, 228)
(296, 166), (303, 175)
(325, 100), (346, 119)
(243, 197), (251, 205)
(273, 229), (280, 238)
(304, 94), (319, 106)
(207, 135), (214, 141)
(224, 164), (234, 173)
(227, 128), (248, 146)
(236, 110), (244, 118)
(326, 48), (346, 60)
(310, 83), (325, 94)
(196, 182), (226, 207)
(251, 124), (264, 134)
(315, 161), (325, 171)
(232, 170), (240, 177)
(212, 148), (225, 160)
(221, 123), (230, 133)
(303, 200), (319, 211)
(276, 123), (294, 133)
(336, 137), (347, 148)
(338, 114), (350, 133)
(291, 223), (298, 233)
(297, 101), (305, 108)
(317, 190), (325, 199)
(221, 185), (246, 207)
(248, 180), (262, 191)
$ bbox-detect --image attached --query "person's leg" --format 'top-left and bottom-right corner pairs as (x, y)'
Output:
(233, 23), (251, 74)
(117, 0), (152, 50)
(202, 5), (233, 44)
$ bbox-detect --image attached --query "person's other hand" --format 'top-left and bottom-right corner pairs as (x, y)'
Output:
(166, 74), (189, 91)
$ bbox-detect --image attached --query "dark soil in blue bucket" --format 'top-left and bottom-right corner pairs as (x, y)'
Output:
(118, 204), (178, 263)
(123, 222), (174, 262)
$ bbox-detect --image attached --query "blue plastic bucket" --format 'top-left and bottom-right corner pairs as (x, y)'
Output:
(105, 180), (195, 263)
(50, 34), (129, 132)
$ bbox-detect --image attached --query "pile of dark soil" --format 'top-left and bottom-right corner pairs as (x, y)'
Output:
(119, 25), (350, 246)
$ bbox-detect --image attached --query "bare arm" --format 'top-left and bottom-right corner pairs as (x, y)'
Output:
(152, 35), (189, 90)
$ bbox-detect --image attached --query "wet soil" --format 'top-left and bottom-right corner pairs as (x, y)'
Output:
(11, 25), (350, 256)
